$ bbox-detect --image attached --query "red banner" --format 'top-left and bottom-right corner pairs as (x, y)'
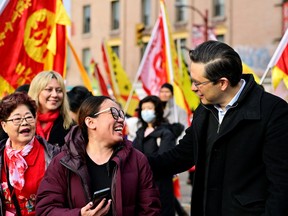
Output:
(138, 16), (169, 96)
(0, 0), (69, 96)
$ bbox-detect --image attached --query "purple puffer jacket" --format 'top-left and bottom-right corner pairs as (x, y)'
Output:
(36, 125), (161, 216)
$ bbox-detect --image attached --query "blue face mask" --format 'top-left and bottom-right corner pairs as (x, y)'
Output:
(141, 110), (156, 123)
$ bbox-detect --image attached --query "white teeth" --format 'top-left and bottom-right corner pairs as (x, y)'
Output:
(20, 129), (30, 133)
(115, 127), (123, 131)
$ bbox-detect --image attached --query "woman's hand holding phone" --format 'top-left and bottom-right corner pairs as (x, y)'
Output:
(92, 188), (111, 207)
(81, 199), (111, 216)
(81, 188), (111, 216)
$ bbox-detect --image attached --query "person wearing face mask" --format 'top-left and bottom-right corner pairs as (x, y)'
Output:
(133, 95), (176, 216)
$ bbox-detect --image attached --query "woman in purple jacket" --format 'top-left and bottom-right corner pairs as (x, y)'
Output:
(36, 96), (161, 216)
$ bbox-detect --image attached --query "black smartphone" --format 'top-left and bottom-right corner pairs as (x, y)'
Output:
(92, 187), (111, 207)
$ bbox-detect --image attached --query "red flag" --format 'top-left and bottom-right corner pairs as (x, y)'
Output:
(92, 60), (110, 96)
(272, 42), (288, 89)
(160, 0), (193, 123)
(137, 16), (169, 96)
(101, 41), (114, 94)
(0, 0), (70, 96)
(264, 28), (288, 89)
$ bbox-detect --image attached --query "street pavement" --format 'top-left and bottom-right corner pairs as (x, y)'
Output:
(178, 171), (192, 215)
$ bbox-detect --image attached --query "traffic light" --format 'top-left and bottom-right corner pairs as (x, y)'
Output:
(135, 23), (145, 46)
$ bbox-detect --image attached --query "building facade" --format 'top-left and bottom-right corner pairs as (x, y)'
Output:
(66, 0), (286, 98)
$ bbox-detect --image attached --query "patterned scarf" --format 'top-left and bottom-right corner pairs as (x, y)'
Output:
(36, 110), (60, 140)
(5, 137), (34, 190)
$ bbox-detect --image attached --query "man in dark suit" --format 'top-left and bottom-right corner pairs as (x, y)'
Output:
(149, 41), (288, 216)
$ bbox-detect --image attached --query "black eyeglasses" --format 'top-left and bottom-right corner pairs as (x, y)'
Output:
(193, 80), (212, 88)
(94, 107), (125, 121)
(5, 115), (35, 126)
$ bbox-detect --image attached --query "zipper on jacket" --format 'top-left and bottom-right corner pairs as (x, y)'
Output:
(106, 145), (123, 178)
(202, 105), (221, 134)
(203, 103), (239, 134)
(60, 160), (91, 203)
(216, 103), (239, 134)
(217, 123), (221, 134)
(111, 165), (118, 216)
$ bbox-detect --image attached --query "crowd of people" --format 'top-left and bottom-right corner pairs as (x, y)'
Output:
(0, 40), (288, 216)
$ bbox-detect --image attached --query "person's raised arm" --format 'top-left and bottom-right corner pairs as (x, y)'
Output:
(148, 126), (195, 179)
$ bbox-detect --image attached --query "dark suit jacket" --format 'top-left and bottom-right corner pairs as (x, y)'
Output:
(150, 74), (288, 216)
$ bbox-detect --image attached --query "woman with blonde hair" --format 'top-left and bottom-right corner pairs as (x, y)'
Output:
(28, 71), (73, 146)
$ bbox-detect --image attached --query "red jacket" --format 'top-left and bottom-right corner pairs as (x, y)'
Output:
(36, 126), (161, 216)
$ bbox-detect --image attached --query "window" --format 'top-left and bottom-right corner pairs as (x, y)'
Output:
(111, 0), (120, 30)
(174, 38), (187, 55)
(140, 42), (148, 59)
(83, 5), (91, 33)
(175, 0), (187, 22)
(216, 34), (224, 42)
(141, 0), (151, 26)
(82, 48), (91, 73)
(213, 0), (225, 17)
(112, 46), (120, 57)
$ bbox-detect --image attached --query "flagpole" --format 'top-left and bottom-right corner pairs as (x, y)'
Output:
(161, 1), (174, 84)
(161, 0), (178, 122)
(0, 0), (8, 14)
(260, 28), (288, 85)
(259, 67), (271, 85)
(124, 19), (161, 112)
(175, 39), (183, 121)
(177, 40), (182, 80)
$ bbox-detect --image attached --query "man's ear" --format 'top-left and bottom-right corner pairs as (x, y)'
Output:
(85, 117), (97, 129)
(219, 78), (229, 91)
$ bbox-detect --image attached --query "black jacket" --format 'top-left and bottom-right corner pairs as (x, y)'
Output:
(150, 74), (288, 216)
(133, 123), (176, 156)
(134, 123), (176, 216)
(46, 115), (73, 147)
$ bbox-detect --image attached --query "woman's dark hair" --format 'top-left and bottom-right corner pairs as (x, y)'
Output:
(15, 84), (30, 93)
(137, 95), (166, 128)
(67, 86), (93, 113)
(78, 95), (113, 143)
(0, 92), (37, 121)
(189, 40), (242, 87)
(160, 83), (174, 95)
